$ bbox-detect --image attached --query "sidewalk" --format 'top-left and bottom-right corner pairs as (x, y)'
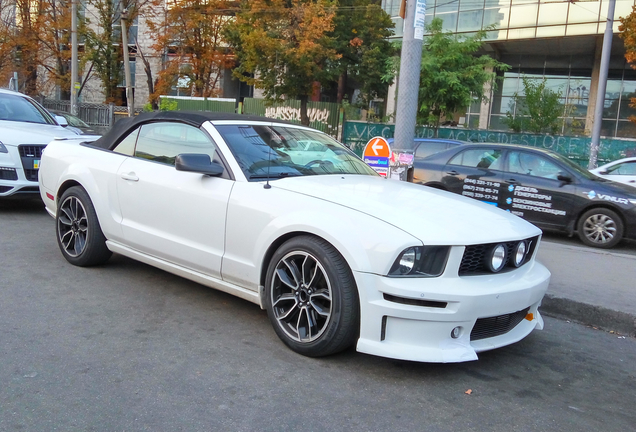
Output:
(537, 240), (636, 336)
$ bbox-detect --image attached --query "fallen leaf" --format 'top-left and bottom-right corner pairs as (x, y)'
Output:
(465, 389), (472, 395)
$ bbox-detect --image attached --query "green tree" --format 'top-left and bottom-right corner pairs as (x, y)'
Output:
(504, 76), (564, 134)
(329, 0), (396, 107)
(226, 0), (339, 125)
(418, 18), (507, 132)
(84, 0), (157, 104)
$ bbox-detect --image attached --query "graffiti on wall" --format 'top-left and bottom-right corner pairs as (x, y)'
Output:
(343, 121), (636, 164)
(264, 106), (331, 124)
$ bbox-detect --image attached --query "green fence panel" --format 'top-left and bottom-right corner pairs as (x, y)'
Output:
(243, 98), (340, 136)
(162, 97), (236, 113)
(342, 121), (636, 166)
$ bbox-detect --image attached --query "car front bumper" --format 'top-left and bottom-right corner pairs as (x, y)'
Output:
(353, 255), (550, 363)
(0, 145), (41, 197)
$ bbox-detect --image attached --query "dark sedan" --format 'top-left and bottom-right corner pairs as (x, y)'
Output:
(413, 143), (636, 248)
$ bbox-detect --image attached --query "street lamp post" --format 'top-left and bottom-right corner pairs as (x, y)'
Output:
(70, 0), (78, 116)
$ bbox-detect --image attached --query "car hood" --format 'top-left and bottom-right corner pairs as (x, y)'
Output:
(272, 175), (541, 245)
(0, 120), (80, 145)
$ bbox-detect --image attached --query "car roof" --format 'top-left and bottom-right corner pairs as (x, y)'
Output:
(450, 142), (561, 156)
(90, 111), (300, 150)
(385, 137), (464, 145)
(0, 88), (31, 98)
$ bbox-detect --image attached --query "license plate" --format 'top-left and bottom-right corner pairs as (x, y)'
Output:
(33, 159), (40, 169)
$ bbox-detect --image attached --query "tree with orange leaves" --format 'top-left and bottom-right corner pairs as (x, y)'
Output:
(0, 0), (87, 97)
(226, 0), (340, 125)
(620, 7), (636, 124)
(149, 0), (234, 103)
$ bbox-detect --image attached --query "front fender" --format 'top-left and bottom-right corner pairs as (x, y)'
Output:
(221, 182), (422, 290)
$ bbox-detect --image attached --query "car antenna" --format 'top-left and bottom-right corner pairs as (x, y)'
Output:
(264, 140), (272, 189)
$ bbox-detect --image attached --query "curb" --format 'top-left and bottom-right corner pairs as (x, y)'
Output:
(540, 294), (636, 337)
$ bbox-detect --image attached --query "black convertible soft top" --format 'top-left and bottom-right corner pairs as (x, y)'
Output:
(90, 111), (298, 150)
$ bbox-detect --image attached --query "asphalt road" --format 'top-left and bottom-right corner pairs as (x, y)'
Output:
(1, 199), (635, 432)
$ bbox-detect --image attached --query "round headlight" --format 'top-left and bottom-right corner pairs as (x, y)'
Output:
(488, 244), (507, 272)
(512, 241), (527, 267)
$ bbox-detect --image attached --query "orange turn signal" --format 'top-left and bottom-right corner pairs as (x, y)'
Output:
(525, 313), (534, 321)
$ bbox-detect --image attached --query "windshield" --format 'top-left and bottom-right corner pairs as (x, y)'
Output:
(0, 93), (56, 125)
(215, 125), (377, 180)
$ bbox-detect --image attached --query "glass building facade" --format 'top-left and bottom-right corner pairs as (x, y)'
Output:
(382, 0), (636, 138)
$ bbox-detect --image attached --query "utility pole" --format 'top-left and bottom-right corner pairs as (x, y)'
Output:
(393, 0), (426, 151)
(70, 0), (79, 115)
(589, 0), (616, 169)
(121, 8), (134, 117)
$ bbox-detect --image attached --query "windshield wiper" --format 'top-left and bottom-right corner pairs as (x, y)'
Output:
(249, 172), (301, 180)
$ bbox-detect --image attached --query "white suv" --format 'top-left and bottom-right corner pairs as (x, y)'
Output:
(0, 88), (88, 198)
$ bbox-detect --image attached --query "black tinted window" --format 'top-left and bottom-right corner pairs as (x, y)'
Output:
(508, 151), (562, 180)
(449, 148), (503, 169)
(415, 142), (448, 158)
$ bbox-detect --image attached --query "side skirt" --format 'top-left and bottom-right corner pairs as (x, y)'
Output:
(106, 241), (262, 306)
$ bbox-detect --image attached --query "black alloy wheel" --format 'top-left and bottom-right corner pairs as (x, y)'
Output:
(265, 236), (359, 357)
(56, 186), (112, 266)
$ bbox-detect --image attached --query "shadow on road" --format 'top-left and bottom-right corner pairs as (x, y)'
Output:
(0, 197), (46, 213)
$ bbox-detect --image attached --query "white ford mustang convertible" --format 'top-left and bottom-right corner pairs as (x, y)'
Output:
(39, 112), (550, 363)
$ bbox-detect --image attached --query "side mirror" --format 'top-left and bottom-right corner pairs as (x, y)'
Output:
(599, 170), (609, 175)
(175, 153), (224, 177)
(55, 115), (69, 127)
(557, 172), (573, 183)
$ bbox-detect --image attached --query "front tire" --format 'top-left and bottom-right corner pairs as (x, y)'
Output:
(577, 208), (624, 249)
(265, 236), (359, 357)
(56, 186), (112, 266)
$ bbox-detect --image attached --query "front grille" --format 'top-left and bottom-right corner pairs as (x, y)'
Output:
(0, 167), (18, 180)
(470, 307), (530, 341)
(18, 145), (46, 183)
(459, 236), (539, 276)
(23, 169), (38, 182)
(18, 145), (45, 158)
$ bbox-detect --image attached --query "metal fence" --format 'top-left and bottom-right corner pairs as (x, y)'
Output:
(41, 99), (115, 128)
(342, 121), (636, 166)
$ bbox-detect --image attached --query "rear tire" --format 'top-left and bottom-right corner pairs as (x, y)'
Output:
(56, 186), (112, 266)
(577, 208), (624, 249)
(265, 236), (359, 357)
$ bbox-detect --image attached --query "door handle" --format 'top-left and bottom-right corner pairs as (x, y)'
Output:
(506, 178), (520, 185)
(446, 170), (459, 175)
(120, 172), (139, 182)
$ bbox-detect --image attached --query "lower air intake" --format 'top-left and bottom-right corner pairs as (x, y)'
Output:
(470, 307), (530, 341)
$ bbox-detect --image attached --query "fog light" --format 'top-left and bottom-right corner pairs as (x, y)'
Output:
(486, 244), (507, 272)
(512, 241), (527, 267)
(451, 326), (461, 339)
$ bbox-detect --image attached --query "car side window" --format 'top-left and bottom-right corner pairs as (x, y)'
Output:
(134, 122), (218, 166)
(113, 127), (140, 156)
(448, 148), (502, 169)
(508, 151), (561, 179)
(415, 142), (447, 158)
(607, 161), (636, 175)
